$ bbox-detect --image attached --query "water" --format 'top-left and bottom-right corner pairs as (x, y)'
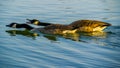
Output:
(0, 0), (120, 68)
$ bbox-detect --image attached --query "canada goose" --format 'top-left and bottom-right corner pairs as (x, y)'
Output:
(6, 23), (77, 34)
(26, 19), (111, 32)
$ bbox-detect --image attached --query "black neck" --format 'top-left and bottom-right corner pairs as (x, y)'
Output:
(16, 24), (34, 30)
(38, 22), (52, 26)
(26, 19), (52, 26)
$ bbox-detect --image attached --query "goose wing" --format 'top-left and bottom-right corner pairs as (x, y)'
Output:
(37, 24), (74, 34)
(69, 20), (111, 29)
(44, 24), (73, 30)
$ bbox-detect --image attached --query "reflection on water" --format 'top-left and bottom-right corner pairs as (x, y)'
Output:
(43, 35), (57, 41)
(6, 29), (108, 42)
(79, 31), (107, 38)
(62, 33), (80, 41)
(6, 30), (39, 39)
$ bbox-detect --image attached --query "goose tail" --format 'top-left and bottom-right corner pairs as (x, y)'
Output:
(103, 23), (111, 26)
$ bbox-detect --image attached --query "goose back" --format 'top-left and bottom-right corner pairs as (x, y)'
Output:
(69, 20), (111, 28)
(69, 20), (111, 32)
(36, 24), (76, 34)
(44, 24), (73, 30)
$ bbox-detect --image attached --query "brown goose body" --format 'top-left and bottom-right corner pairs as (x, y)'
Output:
(69, 20), (111, 32)
(37, 24), (77, 34)
(27, 19), (111, 32)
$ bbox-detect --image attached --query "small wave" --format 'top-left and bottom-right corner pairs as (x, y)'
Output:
(111, 26), (120, 29)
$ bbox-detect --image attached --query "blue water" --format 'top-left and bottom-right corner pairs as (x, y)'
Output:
(0, 0), (120, 68)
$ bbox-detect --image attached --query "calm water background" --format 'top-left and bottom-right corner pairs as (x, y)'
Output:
(0, 0), (120, 68)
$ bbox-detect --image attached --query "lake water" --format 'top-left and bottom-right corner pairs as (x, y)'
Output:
(0, 0), (120, 68)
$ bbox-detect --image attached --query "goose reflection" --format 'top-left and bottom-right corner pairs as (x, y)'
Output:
(79, 31), (107, 38)
(6, 30), (39, 39)
(6, 29), (107, 42)
(62, 33), (80, 41)
(5, 29), (80, 41)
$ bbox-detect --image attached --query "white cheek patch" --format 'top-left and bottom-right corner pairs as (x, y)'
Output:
(12, 24), (17, 28)
(34, 21), (39, 25)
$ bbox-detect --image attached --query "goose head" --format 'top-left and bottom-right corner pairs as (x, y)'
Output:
(6, 22), (18, 28)
(6, 23), (34, 30)
(26, 19), (52, 26)
(26, 19), (40, 25)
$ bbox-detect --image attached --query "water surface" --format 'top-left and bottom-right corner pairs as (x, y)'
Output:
(0, 0), (120, 68)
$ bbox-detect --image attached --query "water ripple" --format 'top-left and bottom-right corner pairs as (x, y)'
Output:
(1, 0), (120, 68)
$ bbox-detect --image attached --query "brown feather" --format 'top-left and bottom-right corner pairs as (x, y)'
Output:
(69, 20), (111, 32)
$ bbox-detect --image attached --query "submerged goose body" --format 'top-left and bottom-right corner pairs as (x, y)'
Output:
(6, 23), (77, 34)
(26, 19), (111, 32)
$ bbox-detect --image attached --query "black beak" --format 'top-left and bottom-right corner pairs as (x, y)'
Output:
(26, 19), (32, 22)
(26, 22), (31, 24)
(26, 19), (30, 20)
(6, 25), (10, 27)
(26, 19), (31, 24)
